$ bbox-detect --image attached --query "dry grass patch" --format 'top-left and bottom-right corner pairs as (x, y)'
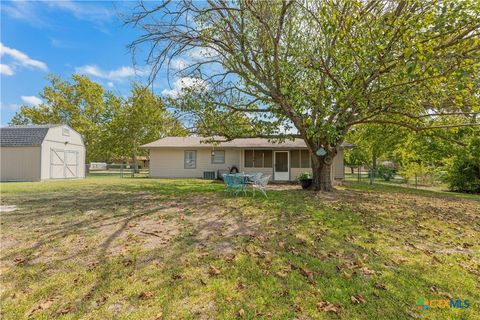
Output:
(0, 178), (478, 319)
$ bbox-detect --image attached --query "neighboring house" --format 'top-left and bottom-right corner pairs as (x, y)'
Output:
(0, 124), (85, 181)
(142, 136), (349, 181)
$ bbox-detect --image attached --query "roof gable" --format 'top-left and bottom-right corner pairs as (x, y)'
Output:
(0, 125), (60, 147)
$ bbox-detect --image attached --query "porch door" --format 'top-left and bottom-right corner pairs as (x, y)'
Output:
(274, 151), (289, 181)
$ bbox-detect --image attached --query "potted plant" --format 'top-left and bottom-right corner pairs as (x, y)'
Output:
(297, 172), (313, 189)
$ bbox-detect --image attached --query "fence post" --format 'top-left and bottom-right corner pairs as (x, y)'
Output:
(357, 165), (361, 182)
(415, 173), (418, 188)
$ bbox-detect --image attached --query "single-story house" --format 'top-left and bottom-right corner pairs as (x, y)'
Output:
(0, 124), (85, 181)
(141, 136), (348, 181)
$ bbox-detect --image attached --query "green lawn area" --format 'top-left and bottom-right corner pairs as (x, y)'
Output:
(1, 177), (479, 319)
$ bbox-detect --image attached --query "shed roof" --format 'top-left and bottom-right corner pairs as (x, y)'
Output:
(0, 124), (61, 147)
(142, 136), (353, 149)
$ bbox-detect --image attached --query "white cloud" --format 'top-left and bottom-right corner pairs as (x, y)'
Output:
(0, 64), (14, 76)
(21, 95), (43, 107)
(1, 0), (112, 29)
(75, 65), (147, 82)
(0, 42), (47, 71)
(161, 77), (208, 98)
(170, 58), (188, 71)
(107, 82), (114, 88)
(188, 47), (217, 61)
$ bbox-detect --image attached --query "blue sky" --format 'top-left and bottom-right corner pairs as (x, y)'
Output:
(0, 0), (181, 125)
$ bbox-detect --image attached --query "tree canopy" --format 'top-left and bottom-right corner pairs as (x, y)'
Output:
(128, 0), (480, 190)
(11, 75), (185, 162)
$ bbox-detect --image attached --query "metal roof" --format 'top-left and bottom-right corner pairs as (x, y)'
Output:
(0, 124), (61, 147)
(142, 136), (353, 149)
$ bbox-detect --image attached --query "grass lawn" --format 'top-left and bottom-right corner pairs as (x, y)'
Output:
(1, 177), (479, 319)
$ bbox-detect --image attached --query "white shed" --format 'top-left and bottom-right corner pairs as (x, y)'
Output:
(0, 124), (85, 181)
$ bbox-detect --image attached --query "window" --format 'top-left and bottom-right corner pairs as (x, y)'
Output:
(211, 150), (225, 164)
(184, 150), (196, 169)
(62, 128), (70, 136)
(291, 150), (311, 168)
(244, 150), (273, 168)
(291, 150), (300, 168)
(301, 150), (310, 168)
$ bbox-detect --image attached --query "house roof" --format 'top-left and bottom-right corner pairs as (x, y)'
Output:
(0, 124), (61, 147)
(141, 136), (353, 149)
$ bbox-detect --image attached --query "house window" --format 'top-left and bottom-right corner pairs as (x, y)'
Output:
(62, 128), (70, 136)
(244, 150), (273, 168)
(211, 150), (225, 164)
(184, 150), (196, 169)
(291, 150), (311, 168)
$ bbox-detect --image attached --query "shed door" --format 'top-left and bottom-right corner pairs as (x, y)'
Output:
(50, 149), (79, 179)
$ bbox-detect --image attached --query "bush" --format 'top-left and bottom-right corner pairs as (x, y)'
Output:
(443, 137), (480, 193)
(377, 165), (396, 181)
(297, 172), (312, 181)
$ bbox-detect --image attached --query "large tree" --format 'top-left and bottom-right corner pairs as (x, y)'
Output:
(106, 84), (187, 170)
(128, 0), (480, 190)
(11, 74), (120, 162)
(11, 76), (185, 163)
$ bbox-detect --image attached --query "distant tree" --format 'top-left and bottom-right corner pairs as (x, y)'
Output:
(444, 135), (480, 193)
(346, 125), (405, 173)
(107, 84), (187, 171)
(10, 76), (186, 165)
(11, 74), (120, 162)
(128, 0), (480, 191)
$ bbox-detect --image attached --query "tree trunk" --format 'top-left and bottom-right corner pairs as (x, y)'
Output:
(310, 154), (334, 192)
(132, 155), (139, 175)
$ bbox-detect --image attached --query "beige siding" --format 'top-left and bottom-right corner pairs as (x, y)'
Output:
(333, 148), (344, 179)
(148, 147), (345, 181)
(40, 125), (85, 180)
(149, 148), (241, 178)
(0, 147), (41, 181)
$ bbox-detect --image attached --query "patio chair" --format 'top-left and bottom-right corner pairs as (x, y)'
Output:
(251, 175), (271, 198)
(223, 174), (247, 196)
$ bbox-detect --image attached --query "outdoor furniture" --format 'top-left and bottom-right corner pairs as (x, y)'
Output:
(251, 174), (271, 198)
(223, 174), (247, 196)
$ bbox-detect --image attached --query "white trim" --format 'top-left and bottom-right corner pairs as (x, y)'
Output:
(274, 151), (289, 181)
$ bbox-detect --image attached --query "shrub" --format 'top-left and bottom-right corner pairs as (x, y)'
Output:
(377, 165), (396, 181)
(297, 172), (312, 181)
(443, 137), (480, 193)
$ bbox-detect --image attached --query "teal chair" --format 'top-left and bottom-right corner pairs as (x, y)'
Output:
(223, 174), (246, 196)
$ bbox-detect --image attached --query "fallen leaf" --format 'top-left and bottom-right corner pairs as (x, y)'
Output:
(361, 267), (375, 275)
(238, 308), (245, 317)
(438, 291), (452, 299)
(209, 265), (221, 276)
(351, 294), (366, 304)
(26, 298), (54, 317)
(139, 291), (153, 300)
(373, 283), (387, 290)
(299, 268), (316, 284)
(317, 301), (340, 314)
(276, 271), (288, 278)
(236, 282), (246, 290)
(14, 257), (26, 265)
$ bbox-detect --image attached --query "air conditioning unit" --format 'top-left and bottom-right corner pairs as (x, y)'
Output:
(203, 171), (216, 180)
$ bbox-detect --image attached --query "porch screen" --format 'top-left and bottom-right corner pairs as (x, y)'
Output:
(291, 150), (311, 168)
(244, 150), (272, 168)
